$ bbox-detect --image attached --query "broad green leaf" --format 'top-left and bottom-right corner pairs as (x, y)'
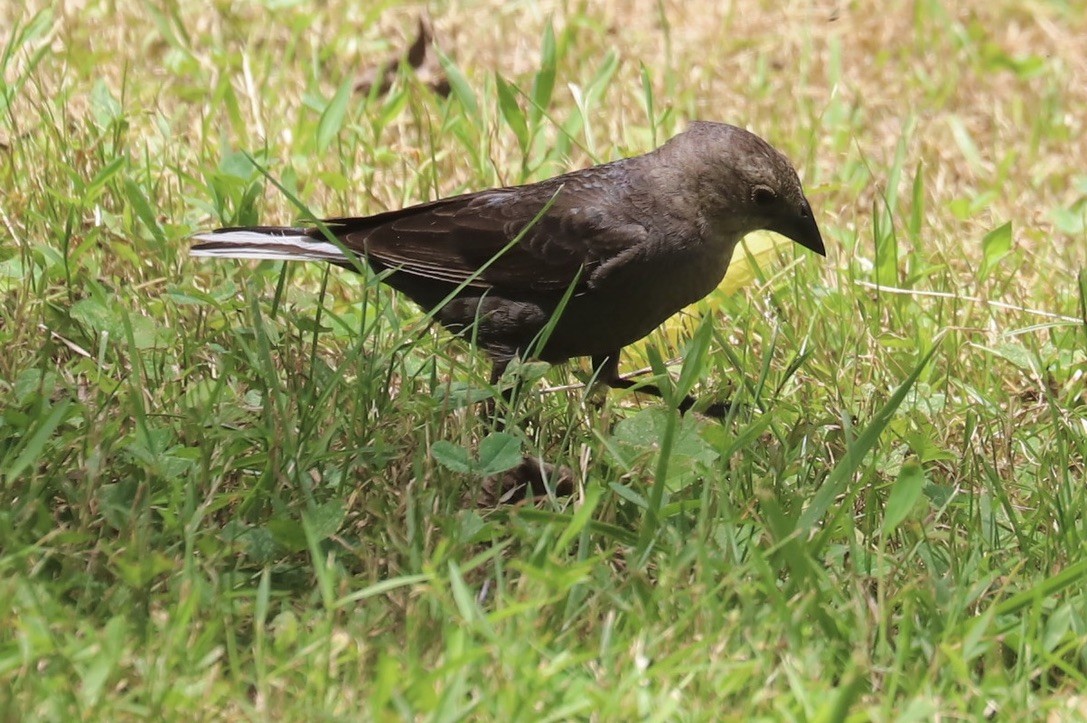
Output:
(124, 178), (167, 244)
(85, 156), (125, 201)
(978, 221), (1012, 278)
(908, 161), (925, 241)
(882, 461), (927, 535)
(640, 62), (656, 144)
(431, 440), (473, 474)
(90, 78), (122, 127)
(437, 49), (478, 120)
(305, 500), (345, 541)
(555, 485), (602, 550)
(529, 22), (556, 125)
(447, 561), (478, 624)
(4, 401), (71, 485)
(316, 78), (354, 153)
(477, 432), (522, 476)
(265, 518), (307, 552)
(675, 315), (713, 400)
(496, 74), (528, 152)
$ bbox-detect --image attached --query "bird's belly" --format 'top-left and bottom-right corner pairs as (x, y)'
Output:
(542, 249), (732, 360)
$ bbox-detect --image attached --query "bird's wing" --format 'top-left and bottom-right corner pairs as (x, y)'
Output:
(323, 169), (649, 294)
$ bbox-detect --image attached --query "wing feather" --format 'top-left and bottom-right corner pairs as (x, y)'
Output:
(318, 164), (649, 294)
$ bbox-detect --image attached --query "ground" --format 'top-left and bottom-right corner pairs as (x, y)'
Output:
(2, 0), (1087, 719)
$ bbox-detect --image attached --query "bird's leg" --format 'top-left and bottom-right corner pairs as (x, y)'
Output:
(484, 357), (512, 423)
(488, 355), (539, 429)
(478, 359), (577, 501)
(591, 352), (669, 402)
(591, 353), (650, 392)
(591, 352), (729, 418)
(488, 358), (510, 387)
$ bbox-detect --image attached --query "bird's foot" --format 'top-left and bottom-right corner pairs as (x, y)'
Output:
(678, 395), (730, 419)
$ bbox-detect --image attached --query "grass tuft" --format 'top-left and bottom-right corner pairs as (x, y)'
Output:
(2, 0), (1087, 718)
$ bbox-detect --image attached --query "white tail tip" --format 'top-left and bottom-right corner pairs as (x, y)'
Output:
(189, 230), (348, 263)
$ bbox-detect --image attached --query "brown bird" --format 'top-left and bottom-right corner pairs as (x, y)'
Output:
(191, 122), (825, 415)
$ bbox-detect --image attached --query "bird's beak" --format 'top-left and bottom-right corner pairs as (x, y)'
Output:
(774, 199), (826, 257)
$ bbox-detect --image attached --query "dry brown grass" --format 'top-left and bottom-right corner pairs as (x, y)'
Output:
(4, 1), (1087, 717)
(10, 0), (1084, 271)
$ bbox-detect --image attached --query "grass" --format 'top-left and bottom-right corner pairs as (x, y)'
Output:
(2, 0), (1087, 719)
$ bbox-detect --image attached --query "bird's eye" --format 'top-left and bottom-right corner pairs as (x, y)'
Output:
(752, 185), (777, 206)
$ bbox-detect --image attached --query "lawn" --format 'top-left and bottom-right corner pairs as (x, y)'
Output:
(3, 0), (1087, 719)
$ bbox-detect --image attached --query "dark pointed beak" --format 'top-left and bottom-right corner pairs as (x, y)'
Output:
(774, 199), (825, 257)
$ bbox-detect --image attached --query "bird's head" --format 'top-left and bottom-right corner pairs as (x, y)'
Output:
(668, 122), (826, 256)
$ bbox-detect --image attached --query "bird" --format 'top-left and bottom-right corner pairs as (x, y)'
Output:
(190, 121), (825, 415)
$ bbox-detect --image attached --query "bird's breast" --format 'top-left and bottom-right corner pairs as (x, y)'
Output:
(634, 231), (739, 309)
(540, 233), (738, 359)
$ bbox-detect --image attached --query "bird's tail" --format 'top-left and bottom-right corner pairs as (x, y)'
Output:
(189, 227), (350, 263)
